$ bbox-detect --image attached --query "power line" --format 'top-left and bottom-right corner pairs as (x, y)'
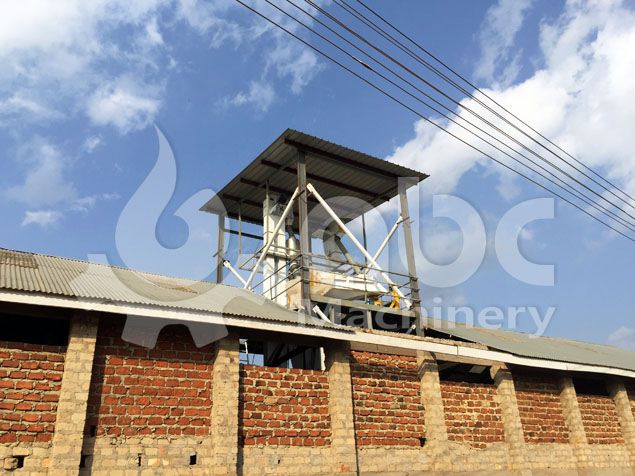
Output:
(343, 0), (635, 209)
(293, 0), (635, 229)
(309, 0), (635, 221)
(232, 0), (635, 242)
(275, 0), (635, 232)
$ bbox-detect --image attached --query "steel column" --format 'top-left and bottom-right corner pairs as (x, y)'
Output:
(216, 213), (226, 284)
(297, 150), (312, 313)
(398, 179), (422, 335)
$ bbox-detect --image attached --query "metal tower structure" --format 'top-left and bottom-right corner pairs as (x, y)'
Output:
(202, 129), (428, 335)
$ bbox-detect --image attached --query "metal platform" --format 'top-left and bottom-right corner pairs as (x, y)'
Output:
(208, 128), (427, 342)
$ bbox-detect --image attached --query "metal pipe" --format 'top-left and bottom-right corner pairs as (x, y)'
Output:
(398, 180), (422, 333)
(312, 305), (331, 323)
(223, 260), (247, 286)
(334, 235), (361, 274)
(238, 203), (243, 256)
(307, 183), (411, 308)
(249, 254), (300, 291)
(244, 187), (299, 289)
(363, 215), (402, 275)
(221, 228), (262, 241)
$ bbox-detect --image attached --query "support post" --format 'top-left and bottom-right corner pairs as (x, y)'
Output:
(608, 379), (635, 467)
(216, 213), (226, 284)
(326, 342), (358, 475)
(398, 178), (422, 335)
(559, 376), (589, 471)
(48, 312), (99, 476)
(416, 351), (447, 469)
(490, 365), (529, 474)
(297, 150), (311, 313)
(210, 335), (240, 475)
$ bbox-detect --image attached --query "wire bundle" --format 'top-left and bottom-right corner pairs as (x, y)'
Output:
(234, 0), (635, 242)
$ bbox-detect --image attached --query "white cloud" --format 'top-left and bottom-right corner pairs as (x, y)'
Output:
(86, 77), (162, 133)
(5, 136), (120, 224)
(607, 326), (635, 351)
(140, 17), (165, 49)
(69, 193), (120, 212)
(0, 94), (63, 123)
(0, 0), (169, 127)
(388, 119), (488, 198)
(389, 0), (635, 213)
(495, 168), (523, 201)
(218, 0), (324, 111)
(5, 138), (77, 207)
(224, 38), (321, 112)
(226, 80), (275, 113)
(82, 135), (103, 153)
(21, 210), (63, 228)
(176, 0), (242, 46)
(0, 0), (322, 124)
(267, 42), (323, 95)
(475, 0), (533, 86)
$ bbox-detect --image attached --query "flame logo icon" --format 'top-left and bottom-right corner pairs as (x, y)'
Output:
(115, 125), (215, 281)
(70, 125), (254, 348)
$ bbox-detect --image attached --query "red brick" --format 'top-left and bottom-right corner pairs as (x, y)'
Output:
(239, 365), (331, 446)
(350, 351), (425, 447)
(514, 373), (570, 444)
(0, 341), (65, 441)
(578, 393), (624, 445)
(85, 319), (214, 437)
(441, 379), (504, 449)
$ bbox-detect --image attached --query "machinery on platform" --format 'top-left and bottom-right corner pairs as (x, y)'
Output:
(201, 129), (428, 341)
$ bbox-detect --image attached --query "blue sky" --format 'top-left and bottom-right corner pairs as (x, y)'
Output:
(1, 0), (634, 349)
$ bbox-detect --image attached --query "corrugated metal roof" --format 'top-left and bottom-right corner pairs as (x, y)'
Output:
(424, 318), (635, 372)
(201, 129), (428, 228)
(1, 248), (634, 373)
(0, 249), (333, 329)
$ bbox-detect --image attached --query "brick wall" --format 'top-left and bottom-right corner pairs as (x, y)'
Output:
(577, 392), (625, 445)
(85, 319), (214, 438)
(514, 373), (570, 444)
(350, 351), (425, 446)
(239, 365), (331, 446)
(0, 341), (65, 445)
(440, 379), (505, 449)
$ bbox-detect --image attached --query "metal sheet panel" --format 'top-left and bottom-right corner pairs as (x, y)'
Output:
(201, 129), (428, 227)
(424, 318), (635, 372)
(0, 249), (334, 329)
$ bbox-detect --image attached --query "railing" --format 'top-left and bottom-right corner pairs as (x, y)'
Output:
(246, 250), (416, 311)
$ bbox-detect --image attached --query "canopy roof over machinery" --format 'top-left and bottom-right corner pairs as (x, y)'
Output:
(200, 129), (429, 230)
